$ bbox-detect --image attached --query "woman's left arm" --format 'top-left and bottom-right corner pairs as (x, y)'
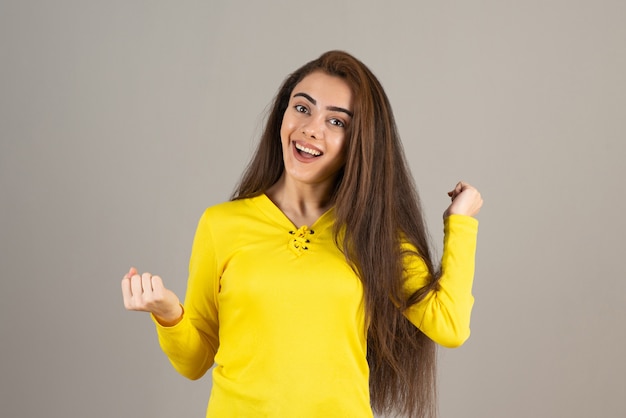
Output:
(403, 182), (483, 348)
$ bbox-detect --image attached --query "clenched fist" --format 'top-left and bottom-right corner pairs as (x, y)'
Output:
(444, 181), (483, 218)
(121, 267), (183, 326)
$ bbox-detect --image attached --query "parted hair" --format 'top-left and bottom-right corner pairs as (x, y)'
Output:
(232, 50), (440, 418)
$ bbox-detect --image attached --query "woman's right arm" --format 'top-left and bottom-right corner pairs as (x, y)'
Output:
(121, 210), (220, 380)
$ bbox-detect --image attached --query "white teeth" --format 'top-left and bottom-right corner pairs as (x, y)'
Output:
(295, 143), (321, 156)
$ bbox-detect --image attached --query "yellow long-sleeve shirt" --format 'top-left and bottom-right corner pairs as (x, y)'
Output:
(154, 194), (478, 417)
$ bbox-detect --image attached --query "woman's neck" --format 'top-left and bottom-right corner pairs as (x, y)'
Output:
(265, 175), (334, 227)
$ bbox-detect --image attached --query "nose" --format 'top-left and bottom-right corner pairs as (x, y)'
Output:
(302, 116), (324, 140)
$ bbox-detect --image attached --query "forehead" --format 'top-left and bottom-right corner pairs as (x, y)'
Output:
(291, 71), (353, 108)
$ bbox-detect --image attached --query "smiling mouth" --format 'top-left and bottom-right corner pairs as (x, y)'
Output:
(294, 142), (322, 157)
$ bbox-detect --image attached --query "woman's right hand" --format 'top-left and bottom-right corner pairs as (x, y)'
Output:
(121, 267), (183, 326)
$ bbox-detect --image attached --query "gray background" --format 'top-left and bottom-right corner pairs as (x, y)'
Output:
(1, 1), (624, 417)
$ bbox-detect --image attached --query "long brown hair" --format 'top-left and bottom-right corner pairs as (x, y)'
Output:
(233, 50), (440, 418)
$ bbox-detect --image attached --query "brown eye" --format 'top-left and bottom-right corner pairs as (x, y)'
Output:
(294, 105), (309, 114)
(329, 118), (345, 128)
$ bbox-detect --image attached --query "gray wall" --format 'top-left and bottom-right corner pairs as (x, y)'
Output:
(1, 1), (624, 417)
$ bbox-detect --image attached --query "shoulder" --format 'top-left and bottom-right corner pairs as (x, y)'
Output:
(190, 197), (258, 251)
(201, 195), (260, 219)
(196, 195), (266, 233)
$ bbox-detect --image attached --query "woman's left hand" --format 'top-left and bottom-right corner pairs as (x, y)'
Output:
(443, 181), (483, 218)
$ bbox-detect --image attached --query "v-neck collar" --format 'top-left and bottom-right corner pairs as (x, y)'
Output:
(252, 193), (335, 232)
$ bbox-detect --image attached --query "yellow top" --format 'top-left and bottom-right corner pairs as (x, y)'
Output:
(153, 194), (479, 417)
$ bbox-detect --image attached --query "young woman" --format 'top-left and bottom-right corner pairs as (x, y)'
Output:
(121, 50), (483, 418)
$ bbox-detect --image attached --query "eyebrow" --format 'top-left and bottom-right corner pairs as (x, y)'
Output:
(293, 92), (353, 118)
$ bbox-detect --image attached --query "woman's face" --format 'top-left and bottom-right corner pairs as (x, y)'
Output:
(280, 71), (353, 189)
